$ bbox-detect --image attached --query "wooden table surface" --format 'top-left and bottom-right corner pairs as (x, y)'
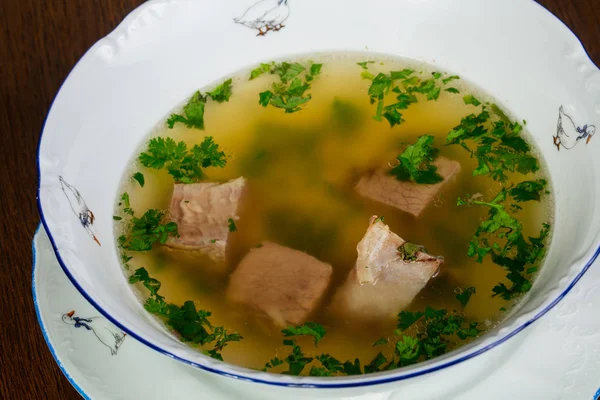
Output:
(1, 0), (599, 398)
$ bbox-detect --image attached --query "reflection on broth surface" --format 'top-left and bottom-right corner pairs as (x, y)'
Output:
(115, 54), (552, 375)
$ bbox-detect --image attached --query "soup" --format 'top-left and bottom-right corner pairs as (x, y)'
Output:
(115, 54), (552, 375)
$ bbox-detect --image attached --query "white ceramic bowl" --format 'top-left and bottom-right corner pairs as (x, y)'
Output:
(37, 0), (600, 394)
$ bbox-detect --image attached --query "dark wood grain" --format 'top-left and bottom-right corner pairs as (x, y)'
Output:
(0, 0), (598, 398)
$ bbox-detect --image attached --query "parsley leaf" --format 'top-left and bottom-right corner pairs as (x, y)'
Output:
(463, 95), (481, 106)
(509, 179), (548, 202)
(315, 353), (344, 374)
(139, 136), (227, 183)
(250, 63), (275, 80)
(132, 172), (145, 187)
(253, 61), (322, 113)
(372, 337), (388, 346)
(389, 135), (444, 184)
(129, 268), (242, 360)
(167, 91), (207, 129)
(357, 61), (375, 69)
(343, 359), (363, 375)
(398, 242), (424, 261)
(129, 267), (163, 298)
(262, 357), (284, 371)
(396, 336), (421, 366)
(456, 287), (476, 307)
(227, 218), (237, 232)
(397, 307), (482, 362)
(283, 340), (314, 375)
(445, 103), (539, 182)
(119, 208), (179, 252)
(364, 352), (388, 373)
(206, 79), (233, 103)
(167, 79), (234, 129)
(282, 322), (326, 345)
(397, 311), (424, 330)
(458, 191), (551, 299)
(119, 192), (134, 216)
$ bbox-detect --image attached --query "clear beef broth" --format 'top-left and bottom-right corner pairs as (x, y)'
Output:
(116, 55), (552, 372)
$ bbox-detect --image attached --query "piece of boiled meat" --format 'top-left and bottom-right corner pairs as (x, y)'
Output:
(227, 241), (333, 326)
(355, 157), (461, 217)
(331, 216), (442, 319)
(165, 177), (246, 262)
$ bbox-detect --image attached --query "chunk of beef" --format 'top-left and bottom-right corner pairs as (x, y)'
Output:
(165, 177), (246, 262)
(227, 241), (333, 326)
(331, 217), (442, 319)
(355, 157), (461, 217)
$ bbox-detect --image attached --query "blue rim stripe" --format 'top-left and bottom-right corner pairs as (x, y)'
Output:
(35, 0), (600, 389)
(32, 225), (92, 400)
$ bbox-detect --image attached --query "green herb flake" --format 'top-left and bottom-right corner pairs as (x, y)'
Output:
(442, 75), (460, 84)
(398, 242), (424, 262)
(132, 172), (145, 187)
(509, 179), (548, 202)
(372, 337), (388, 346)
(397, 311), (424, 330)
(396, 335), (421, 366)
(357, 61), (375, 69)
(167, 91), (207, 130)
(463, 95), (481, 107)
(250, 62), (274, 80)
(364, 352), (388, 374)
(138, 136), (226, 184)
(129, 268), (242, 359)
(445, 104), (539, 182)
(458, 192), (551, 299)
(228, 218), (237, 232)
(282, 322), (326, 346)
(255, 61), (322, 113)
(456, 287), (476, 307)
(389, 135), (444, 184)
(119, 209), (179, 252)
(206, 78), (233, 103)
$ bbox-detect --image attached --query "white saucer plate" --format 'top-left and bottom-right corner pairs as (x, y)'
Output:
(33, 225), (600, 399)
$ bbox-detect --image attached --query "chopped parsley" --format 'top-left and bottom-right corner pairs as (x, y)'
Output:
(206, 79), (233, 103)
(396, 307), (482, 362)
(358, 66), (460, 126)
(167, 79), (233, 129)
(397, 242), (424, 262)
(227, 218), (237, 232)
(263, 309), (481, 376)
(445, 103), (539, 182)
(456, 287), (476, 307)
(509, 179), (548, 202)
(389, 135), (444, 184)
(118, 192), (134, 216)
(132, 172), (145, 187)
(357, 61), (375, 69)
(282, 322), (326, 346)
(251, 61), (323, 113)
(138, 136), (227, 183)
(129, 267), (242, 360)
(458, 189), (551, 299)
(117, 208), (179, 252)
(463, 94), (481, 107)
(282, 340), (314, 375)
